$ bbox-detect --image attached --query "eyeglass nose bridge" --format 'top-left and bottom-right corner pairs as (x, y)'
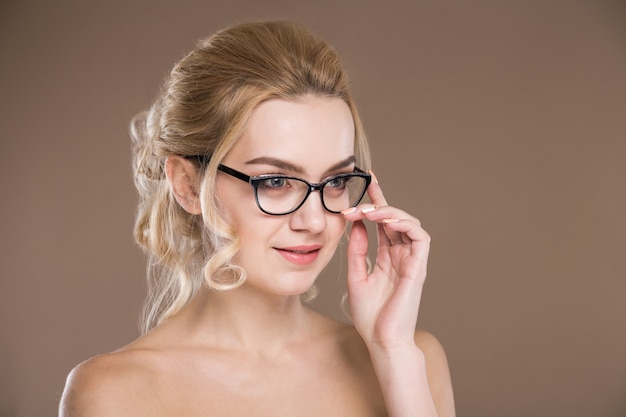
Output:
(293, 180), (332, 213)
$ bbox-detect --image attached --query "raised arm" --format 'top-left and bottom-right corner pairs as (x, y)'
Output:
(342, 171), (455, 417)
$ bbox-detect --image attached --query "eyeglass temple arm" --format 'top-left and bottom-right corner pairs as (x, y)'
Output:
(186, 157), (368, 183)
(217, 164), (251, 183)
(181, 155), (251, 184)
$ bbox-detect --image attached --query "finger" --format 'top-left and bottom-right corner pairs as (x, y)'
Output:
(344, 204), (406, 247)
(346, 220), (370, 284)
(382, 218), (431, 260)
(381, 219), (406, 246)
(366, 170), (388, 207)
(360, 205), (393, 248)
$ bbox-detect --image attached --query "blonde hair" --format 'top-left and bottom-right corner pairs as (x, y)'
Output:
(131, 20), (371, 333)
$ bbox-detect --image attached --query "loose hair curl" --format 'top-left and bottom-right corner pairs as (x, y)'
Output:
(131, 20), (371, 333)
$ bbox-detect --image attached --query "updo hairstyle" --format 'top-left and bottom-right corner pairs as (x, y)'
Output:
(130, 20), (371, 333)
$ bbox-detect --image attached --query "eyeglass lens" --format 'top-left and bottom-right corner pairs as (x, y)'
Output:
(255, 175), (368, 214)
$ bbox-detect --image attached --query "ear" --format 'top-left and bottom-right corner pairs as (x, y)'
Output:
(164, 155), (202, 215)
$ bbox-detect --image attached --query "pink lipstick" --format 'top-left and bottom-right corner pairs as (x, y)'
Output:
(274, 245), (321, 265)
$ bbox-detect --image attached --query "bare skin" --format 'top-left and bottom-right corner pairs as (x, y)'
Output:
(60, 97), (455, 417)
(61, 297), (450, 416)
(62, 298), (388, 416)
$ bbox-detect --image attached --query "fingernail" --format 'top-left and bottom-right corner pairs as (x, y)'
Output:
(369, 169), (379, 185)
(341, 207), (357, 215)
(382, 218), (399, 224)
(361, 205), (377, 214)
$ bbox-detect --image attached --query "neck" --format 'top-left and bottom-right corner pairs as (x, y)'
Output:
(179, 285), (316, 355)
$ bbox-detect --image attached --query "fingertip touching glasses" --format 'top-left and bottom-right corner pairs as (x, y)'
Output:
(183, 155), (371, 215)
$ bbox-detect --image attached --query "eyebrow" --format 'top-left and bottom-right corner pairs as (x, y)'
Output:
(245, 155), (357, 176)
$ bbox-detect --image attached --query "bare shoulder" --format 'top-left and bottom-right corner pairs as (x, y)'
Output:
(414, 329), (449, 363)
(59, 348), (157, 417)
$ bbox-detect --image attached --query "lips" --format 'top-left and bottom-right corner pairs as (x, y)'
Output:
(274, 245), (322, 265)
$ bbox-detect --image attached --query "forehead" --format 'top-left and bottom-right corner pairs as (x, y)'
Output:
(225, 96), (355, 173)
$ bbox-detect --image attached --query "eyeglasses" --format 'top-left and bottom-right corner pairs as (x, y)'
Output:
(217, 164), (371, 215)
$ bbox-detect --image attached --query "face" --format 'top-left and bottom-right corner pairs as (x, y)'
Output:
(215, 96), (356, 297)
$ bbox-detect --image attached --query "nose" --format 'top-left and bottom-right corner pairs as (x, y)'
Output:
(289, 189), (327, 233)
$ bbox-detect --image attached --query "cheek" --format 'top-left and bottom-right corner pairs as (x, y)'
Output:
(330, 217), (348, 241)
(213, 178), (256, 226)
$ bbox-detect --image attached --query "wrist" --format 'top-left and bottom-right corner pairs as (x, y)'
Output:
(366, 340), (426, 365)
(365, 341), (438, 417)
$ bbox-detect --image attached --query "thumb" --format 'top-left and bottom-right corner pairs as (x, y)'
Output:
(346, 220), (369, 285)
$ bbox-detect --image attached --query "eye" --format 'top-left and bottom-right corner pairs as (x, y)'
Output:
(326, 176), (349, 189)
(259, 177), (289, 189)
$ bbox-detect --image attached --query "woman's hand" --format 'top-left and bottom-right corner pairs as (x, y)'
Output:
(342, 171), (431, 350)
(343, 172), (454, 417)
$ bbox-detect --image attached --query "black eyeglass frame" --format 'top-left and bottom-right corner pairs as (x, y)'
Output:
(217, 163), (372, 216)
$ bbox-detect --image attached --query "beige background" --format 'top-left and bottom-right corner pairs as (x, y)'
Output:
(1, 1), (625, 416)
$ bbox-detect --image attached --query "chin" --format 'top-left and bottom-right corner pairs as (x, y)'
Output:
(260, 273), (320, 298)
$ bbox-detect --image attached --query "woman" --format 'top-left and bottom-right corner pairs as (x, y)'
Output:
(60, 20), (454, 416)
